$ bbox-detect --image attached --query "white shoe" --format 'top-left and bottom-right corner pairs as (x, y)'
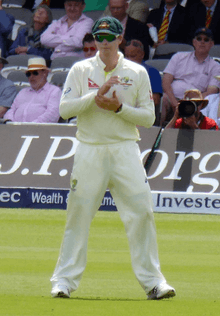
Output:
(51, 285), (70, 298)
(147, 282), (176, 300)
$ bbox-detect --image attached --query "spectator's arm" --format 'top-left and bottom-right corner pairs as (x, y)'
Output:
(0, 10), (15, 36)
(162, 73), (179, 110)
(0, 106), (8, 118)
(202, 86), (219, 99)
(165, 106), (179, 128)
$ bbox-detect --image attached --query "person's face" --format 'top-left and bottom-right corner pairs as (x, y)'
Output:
(83, 40), (97, 58)
(193, 34), (214, 54)
(201, 0), (215, 8)
(124, 45), (144, 64)
(94, 33), (123, 55)
(109, 0), (128, 21)
(27, 69), (48, 91)
(64, 1), (85, 21)
(34, 7), (49, 25)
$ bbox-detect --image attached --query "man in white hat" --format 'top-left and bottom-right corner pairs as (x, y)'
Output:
(0, 49), (17, 119)
(3, 57), (62, 123)
(166, 89), (218, 130)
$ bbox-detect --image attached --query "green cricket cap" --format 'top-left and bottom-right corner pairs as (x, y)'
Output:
(92, 17), (123, 36)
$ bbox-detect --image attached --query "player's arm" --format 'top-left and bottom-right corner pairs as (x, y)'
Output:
(59, 64), (97, 120)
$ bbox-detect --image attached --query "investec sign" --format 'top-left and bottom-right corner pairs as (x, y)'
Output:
(0, 124), (220, 214)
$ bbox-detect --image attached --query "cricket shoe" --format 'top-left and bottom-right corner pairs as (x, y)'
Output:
(51, 285), (70, 298)
(147, 282), (176, 300)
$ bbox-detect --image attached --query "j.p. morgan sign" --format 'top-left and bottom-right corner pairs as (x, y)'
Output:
(0, 124), (220, 214)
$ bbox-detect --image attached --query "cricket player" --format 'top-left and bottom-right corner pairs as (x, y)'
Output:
(51, 16), (176, 300)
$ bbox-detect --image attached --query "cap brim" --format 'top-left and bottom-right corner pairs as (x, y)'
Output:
(93, 30), (118, 36)
(25, 66), (50, 72)
(179, 98), (209, 109)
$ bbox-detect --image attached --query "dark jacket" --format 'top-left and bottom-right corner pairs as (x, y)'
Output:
(186, 0), (220, 44)
(0, 10), (15, 57)
(9, 27), (52, 61)
(124, 15), (151, 60)
(23, 0), (64, 10)
(147, 4), (187, 44)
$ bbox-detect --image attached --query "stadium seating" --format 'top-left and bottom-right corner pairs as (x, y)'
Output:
(2, 0), (24, 8)
(209, 45), (220, 58)
(154, 43), (194, 59)
(145, 59), (170, 75)
(2, 54), (37, 78)
(7, 70), (28, 83)
(50, 72), (67, 89)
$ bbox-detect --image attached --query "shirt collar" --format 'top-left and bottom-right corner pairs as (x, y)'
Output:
(29, 81), (49, 92)
(96, 51), (124, 70)
(192, 51), (210, 63)
(164, 5), (176, 14)
(61, 13), (85, 25)
(206, 0), (217, 13)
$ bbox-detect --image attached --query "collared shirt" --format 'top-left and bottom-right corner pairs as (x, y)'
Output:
(40, 14), (93, 60)
(175, 115), (218, 130)
(164, 51), (220, 99)
(60, 52), (155, 144)
(0, 75), (17, 108)
(4, 82), (62, 123)
(206, 0), (217, 15)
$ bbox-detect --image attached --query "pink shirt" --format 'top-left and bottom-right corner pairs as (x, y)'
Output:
(40, 14), (93, 60)
(4, 82), (62, 123)
(164, 51), (220, 99)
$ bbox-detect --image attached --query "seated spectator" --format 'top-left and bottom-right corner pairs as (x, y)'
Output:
(161, 27), (220, 126)
(103, 0), (149, 24)
(201, 78), (220, 128)
(124, 39), (163, 126)
(166, 89), (218, 129)
(40, 0), (93, 60)
(0, 0), (15, 57)
(4, 57), (61, 123)
(82, 33), (97, 58)
(187, 0), (220, 45)
(0, 50), (17, 118)
(23, 0), (64, 10)
(146, 0), (187, 51)
(105, 0), (150, 60)
(8, 5), (53, 63)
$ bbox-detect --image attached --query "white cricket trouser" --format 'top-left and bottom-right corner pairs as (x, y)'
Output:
(51, 140), (166, 294)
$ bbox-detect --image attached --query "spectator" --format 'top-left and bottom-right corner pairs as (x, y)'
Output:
(82, 33), (97, 59)
(103, 0), (149, 23)
(23, 0), (64, 10)
(124, 39), (163, 126)
(106, 0), (150, 60)
(161, 27), (220, 126)
(0, 0), (15, 57)
(166, 89), (218, 129)
(4, 57), (62, 123)
(146, 0), (187, 50)
(9, 5), (53, 63)
(0, 50), (17, 119)
(187, 0), (220, 45)
(40, 0), (93, 60)
(201, 77), (220, 128)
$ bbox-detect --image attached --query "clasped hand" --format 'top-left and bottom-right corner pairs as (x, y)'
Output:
(95, 76), (121, 112)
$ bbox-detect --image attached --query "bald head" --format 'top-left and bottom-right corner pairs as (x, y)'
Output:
(124, 40), (145, 64)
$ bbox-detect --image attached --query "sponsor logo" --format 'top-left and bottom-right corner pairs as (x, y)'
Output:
(64, 87), (71, 95)
(119, 76), (133, 89)
(88, 78), (99, 89)
(0, 191), (21, 203)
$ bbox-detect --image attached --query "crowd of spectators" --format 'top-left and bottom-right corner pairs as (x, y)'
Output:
(0, 0), (220, 128)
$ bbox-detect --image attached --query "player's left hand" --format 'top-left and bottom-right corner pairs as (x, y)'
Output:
(95, 91), (121, 112)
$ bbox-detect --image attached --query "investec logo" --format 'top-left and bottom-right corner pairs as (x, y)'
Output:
(0, 191), (21, 203)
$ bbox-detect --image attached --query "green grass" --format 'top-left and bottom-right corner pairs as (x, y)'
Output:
(0, 208), (220, 316)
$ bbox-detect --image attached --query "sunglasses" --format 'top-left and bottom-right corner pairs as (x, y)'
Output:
(26, 70), (39, 78)
(83, 47), (96, 52)
(94, 34), (118, 43)
(196, 36), (210, 42)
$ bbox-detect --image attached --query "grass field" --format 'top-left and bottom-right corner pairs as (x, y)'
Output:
(0, 208), (220, 316)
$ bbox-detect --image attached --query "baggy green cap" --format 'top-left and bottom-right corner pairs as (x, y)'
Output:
(92, 16), (123, 36)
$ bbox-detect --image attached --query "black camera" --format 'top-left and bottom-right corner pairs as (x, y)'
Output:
(178, 100), (197, 118)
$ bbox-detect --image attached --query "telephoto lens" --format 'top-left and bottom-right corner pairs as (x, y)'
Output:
(178, 100), (197, 117)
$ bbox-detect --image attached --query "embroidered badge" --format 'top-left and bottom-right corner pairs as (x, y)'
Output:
(119, 77), (133, 89)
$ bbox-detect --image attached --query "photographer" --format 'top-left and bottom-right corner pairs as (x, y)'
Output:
(166, 89), (218, 130)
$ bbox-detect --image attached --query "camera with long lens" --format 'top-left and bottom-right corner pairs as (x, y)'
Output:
(178, 100), (197, 118)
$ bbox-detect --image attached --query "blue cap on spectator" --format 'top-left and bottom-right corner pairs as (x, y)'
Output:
(194, 27), (213, 39)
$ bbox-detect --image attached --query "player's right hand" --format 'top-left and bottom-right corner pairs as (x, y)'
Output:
(98, 76), (120, 96)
